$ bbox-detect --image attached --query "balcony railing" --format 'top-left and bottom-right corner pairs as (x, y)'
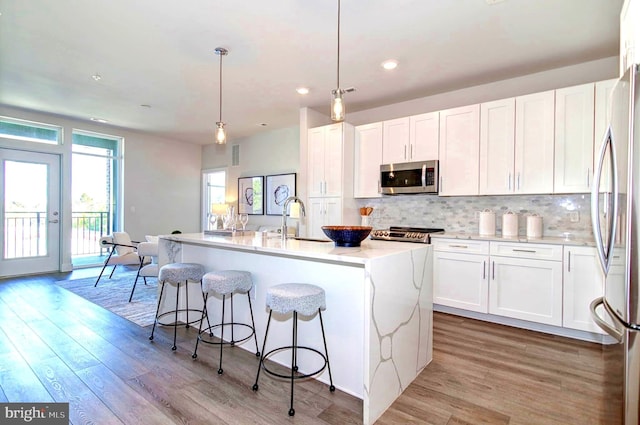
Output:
(3, 211), (111, 258)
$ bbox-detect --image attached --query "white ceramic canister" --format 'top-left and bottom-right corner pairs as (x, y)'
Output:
(478, 209), (496, 236)
(502, 211), (519, 237)
(526, 214), (543, 239)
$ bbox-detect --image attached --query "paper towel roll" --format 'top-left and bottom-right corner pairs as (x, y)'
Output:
(502, 211), (519, 237)
(478, 209), (496, 236)
(526, 214), (543, 239)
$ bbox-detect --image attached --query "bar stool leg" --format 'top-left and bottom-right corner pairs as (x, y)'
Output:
(289, 311), (297, 416)
(172, 281), (181, 350)
(218, 294), (226, 374)
(252, 310), (272, 391)
(246, 293), (260, 356)
(149, 280), (166, 341)
(318, 309), (335, 391)
(192, 293), (209, 359)
(185, 279), (190, 328)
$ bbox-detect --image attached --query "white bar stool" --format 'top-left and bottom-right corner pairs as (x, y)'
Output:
(149, 262), (205, 351)
(252, 283), (335, 417)
(192, 270), (260, 374)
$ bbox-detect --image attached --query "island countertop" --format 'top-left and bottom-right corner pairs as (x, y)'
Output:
(161, 232), (430, 265)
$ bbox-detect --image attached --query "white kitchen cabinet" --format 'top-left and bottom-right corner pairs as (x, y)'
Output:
(438, 104), (480, 196)
(620, 0), (639, 75)
(563, 246), (606, 334)
(594, 78), (617, 191)
(409, 111), (439, 161)
(554, 83), (595, 193)
(514, 90), (555, 194)
(354, 122), (383, 198)
(479, 98), (516, 195)
(489, 242), (563, 326)
(308, 123), (345, 197)
(381, 117), (410, 164)
(432, 239), (489, 313)
(307, 197), (342, 239)
(306, 123), (358, 238)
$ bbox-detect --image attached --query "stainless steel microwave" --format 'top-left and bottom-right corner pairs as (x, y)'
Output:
(380, 160), (439, 194)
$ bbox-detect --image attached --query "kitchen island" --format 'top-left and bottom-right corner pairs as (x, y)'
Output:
(157, 232), (433, 425)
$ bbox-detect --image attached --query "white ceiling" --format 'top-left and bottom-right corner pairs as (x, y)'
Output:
(0, 0), (623, 145)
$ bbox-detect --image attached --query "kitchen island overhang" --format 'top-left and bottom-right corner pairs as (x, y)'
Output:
(158, 233), (433, 425)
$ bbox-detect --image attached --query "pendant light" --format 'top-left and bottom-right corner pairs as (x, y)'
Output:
(331, 0), (344, 122)
(214, 47), (228, 144)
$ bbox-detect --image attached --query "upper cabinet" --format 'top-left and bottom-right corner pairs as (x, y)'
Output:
(308, 123), (346, 198)
(354, 122), (383, 198)
(409, 112), (439, 162)
(554, 83), (595, 193)
(382, 117), (410, 164)
(514, 90), (555, 194)
(620, 0), (639, 75)
(479, 98), (516, 195)
(438, 104), (480, 196)
(381, 112), (439, 164)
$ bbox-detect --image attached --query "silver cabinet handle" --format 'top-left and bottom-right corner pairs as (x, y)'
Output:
(507, 172), (511, 191)
(440, 176), (443, 192)
(410, 144), (413, 160)
(586, 168), (590, 188)
(404, 145), (407, 160)
(482, 260), (486, 279)
(492, 261), (495, 280)
(448, 244), (468, 248)
(568, 251), (571, 272)
(513, 249), (537, 253)
(517, 173), (521, 190)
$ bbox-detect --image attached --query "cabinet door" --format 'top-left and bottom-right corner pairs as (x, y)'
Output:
(563, 246), (606, 333)
(382, 117), (410, 164)
(409, 112), (439, 161)
(307, 198), (327, 239)
(438, 104), (480, 196)
(594, 79), (617, 192)
(308, 127), (326, 197)
(514, 91), (555, 194)
(433, 251), (489, 313)
(323, 123), (344, 197)
(489, 256), (562, 326)
(354, 123), (383, 198)
(324, 197), (343, 226)
(479, 98), (515, 195)
(554, 83), (595, 193)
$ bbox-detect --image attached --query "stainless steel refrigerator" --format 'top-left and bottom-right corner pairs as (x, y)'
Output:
(590, 63), (640, 425)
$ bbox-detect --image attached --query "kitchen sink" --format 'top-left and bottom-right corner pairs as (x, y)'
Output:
(290, 237), (332, 243)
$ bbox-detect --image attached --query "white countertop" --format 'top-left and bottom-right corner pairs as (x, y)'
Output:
(160, 232), (431, 265)
(430, 232), (596, 247)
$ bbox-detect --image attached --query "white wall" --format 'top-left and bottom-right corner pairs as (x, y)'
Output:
(202, 125), (300, 229)
(0, 105), (202, 271)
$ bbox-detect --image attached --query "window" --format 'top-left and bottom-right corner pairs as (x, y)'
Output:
(203, 169), (227, 230)
(0, 116), (62, 145)
(72, 130), (123, 259)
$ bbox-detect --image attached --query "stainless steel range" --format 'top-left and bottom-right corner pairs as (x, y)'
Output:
(370, 226), (445, 243)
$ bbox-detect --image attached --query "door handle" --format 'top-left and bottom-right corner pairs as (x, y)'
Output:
(49, 219), (59, 223)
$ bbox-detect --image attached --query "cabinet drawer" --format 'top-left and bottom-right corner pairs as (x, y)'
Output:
(490, 241), (562, 261)
(432, 238), (489, 254)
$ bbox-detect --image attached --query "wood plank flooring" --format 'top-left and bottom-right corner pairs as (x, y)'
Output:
(0, 270), (622, 424)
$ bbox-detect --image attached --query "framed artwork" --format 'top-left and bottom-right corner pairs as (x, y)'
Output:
(237, 176), (264, 215)
(265, 173), (296, 215)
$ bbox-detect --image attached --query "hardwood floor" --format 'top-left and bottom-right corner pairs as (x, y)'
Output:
(0, 270), (622, 424)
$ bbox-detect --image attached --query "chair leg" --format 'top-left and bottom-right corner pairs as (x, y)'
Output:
(218, 294), (226, 374)
(289, 311), (297, 416)
(129, 257), (145, 302)
(185, 279), (190, 328)
(108, 264), (117, 279)
(252, 310), (272, 392)
(318, 309), (336, 392)
(247, 293), (260, 356)
(94, 250), (115, 287)
(172, 282), (181, 351)
(149, 281), (166, 341)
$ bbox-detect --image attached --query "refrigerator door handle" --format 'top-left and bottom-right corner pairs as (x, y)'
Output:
(590, 297), (624, 343)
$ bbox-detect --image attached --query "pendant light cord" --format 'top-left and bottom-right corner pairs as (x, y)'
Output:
(336, 0), (340, 90)
(219, 52), (223, 123)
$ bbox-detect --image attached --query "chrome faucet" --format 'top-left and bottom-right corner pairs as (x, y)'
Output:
(281, 196), (306, 240)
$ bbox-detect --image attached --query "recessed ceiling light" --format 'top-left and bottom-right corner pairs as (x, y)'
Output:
(140, 104), (151, 108)
(90, 117), (108, 123)
(92, 73), (102, 81)
(259, 123), (268, 127)
(381, 60), (398, 70)
(296, 87), (310, 95)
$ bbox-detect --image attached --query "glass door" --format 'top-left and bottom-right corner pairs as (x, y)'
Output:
(0, 148), (60, 276)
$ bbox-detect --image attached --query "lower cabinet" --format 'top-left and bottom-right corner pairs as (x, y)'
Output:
(434, 239), (605, 335)
(432, 239), (489, 313)
(308, 197), (342, 239)
(563, 246), (606, 334)
(489, 252), (563, 326)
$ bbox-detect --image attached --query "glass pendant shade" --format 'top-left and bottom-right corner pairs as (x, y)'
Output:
(331, 89), (345, 122)
(215, 122), (226, 144)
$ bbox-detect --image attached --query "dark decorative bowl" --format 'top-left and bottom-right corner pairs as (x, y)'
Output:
(321, 226), (373, 247)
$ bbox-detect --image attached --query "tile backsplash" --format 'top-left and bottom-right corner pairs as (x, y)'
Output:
(356, 193), (593, 240)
